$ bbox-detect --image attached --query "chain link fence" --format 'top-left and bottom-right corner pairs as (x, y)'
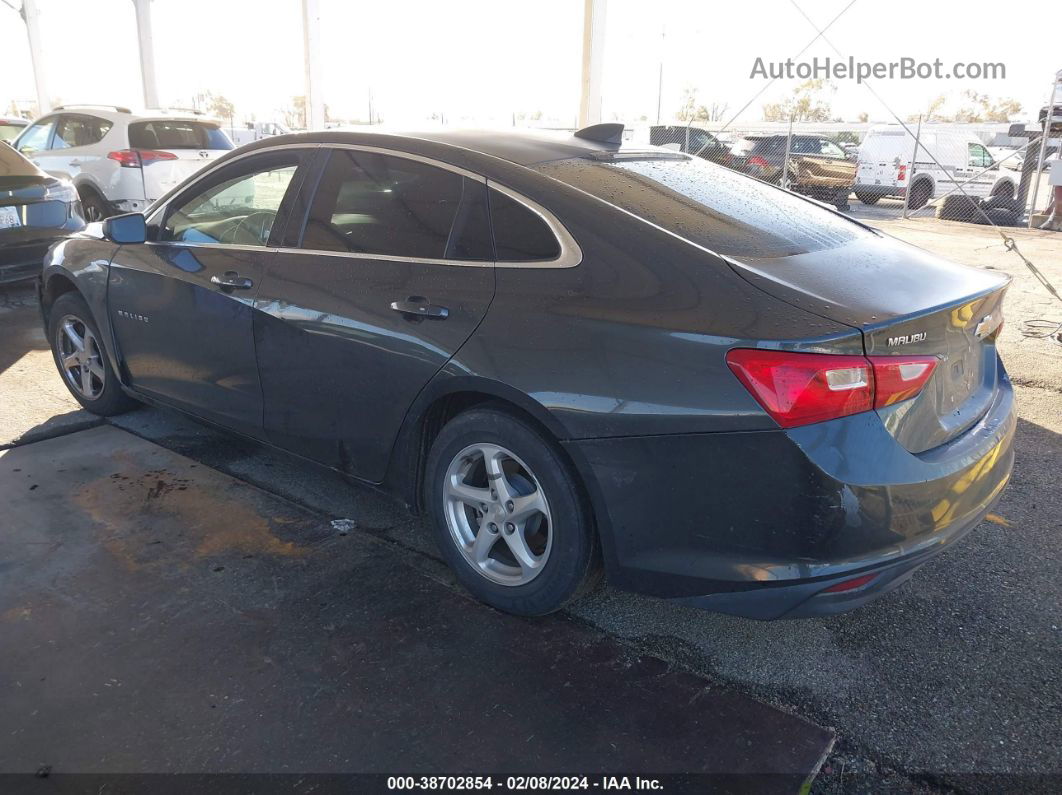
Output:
(625, 120), (1061, 228)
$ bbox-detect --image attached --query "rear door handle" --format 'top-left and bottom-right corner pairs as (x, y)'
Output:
(211, 272), (254, 291)
(390, 297), (449, 320)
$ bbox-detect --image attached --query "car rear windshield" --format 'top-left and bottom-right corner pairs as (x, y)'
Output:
(536, 155), (869, 258)
(128, 120), (233, 150)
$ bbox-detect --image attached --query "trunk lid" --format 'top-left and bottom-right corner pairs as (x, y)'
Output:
(727, 234), (1010, 452)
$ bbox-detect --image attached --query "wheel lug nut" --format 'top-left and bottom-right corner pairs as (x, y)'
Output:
(505, 522), (515, 533)
(506, 501), (514, 512)
(488, 522), (498, 533)
(490, 490), (497, 499)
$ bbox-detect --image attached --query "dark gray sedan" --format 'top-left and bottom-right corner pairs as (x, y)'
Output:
(1, 143), (84, 284)
(38, 125), (1015, 618)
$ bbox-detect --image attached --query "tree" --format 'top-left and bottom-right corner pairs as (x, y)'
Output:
(207, 94), (235, 123)
(676, 88), (728, 123)
(762, 80), (835, 122)
(908, 92), (1021, 123)
(857, 111), (869, 124)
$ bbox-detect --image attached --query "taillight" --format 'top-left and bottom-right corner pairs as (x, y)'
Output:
(725, 349), (938, 428)
(897, 164), (907, 182)
(747, 155), (771, 172)
(107, 149), (178, 168)
(871, 356), (937, 408)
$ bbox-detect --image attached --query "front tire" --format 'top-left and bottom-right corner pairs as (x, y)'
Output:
(48, 292), (137, 416)
(425, 406), (600, 616)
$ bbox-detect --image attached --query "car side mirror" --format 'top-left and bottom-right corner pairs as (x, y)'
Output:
(102, 212), (147, 244)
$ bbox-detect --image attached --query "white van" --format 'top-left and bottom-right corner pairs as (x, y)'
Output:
(855, 126), (1016, 208)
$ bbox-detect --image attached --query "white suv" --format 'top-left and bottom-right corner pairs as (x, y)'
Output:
(12, 105), (234, 221)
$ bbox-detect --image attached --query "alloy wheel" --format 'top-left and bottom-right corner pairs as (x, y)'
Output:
(442, 443), (553, 587)
(56, 314), (105, 400)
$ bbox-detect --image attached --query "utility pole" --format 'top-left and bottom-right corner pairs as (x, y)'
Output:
(577, 0), (607, 128)
(132, 0), (159, 108)
(14, 0), (51, 114)
(301, 0), (325, 130)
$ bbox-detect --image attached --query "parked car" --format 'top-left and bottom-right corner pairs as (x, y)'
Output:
(649, 125), (731, 164)
(727, 134), (856, 209)
(855, 126), (1016, 208)
(228, 120), (293, 147)
(40, 125), (1014, 619)
(1, 116), (28, 143)
(12, 105), (234, 221)
(0, 143), (84, 284)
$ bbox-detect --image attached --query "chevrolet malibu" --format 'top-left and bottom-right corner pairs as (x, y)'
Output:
(39, 125), (1015, 618)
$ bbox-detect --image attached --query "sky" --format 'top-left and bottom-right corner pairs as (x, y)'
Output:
(1, 0), (1058, 128)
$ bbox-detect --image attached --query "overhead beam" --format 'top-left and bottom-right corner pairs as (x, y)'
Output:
(301, 0), (325, 129)
(132, 0), (160, 109)
(577, 0), (607, 128)
(20, 0), (51, 114)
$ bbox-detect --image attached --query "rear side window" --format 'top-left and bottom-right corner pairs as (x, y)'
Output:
(129, 120), (233, 151)
(300, 149), (493, 261)
(53, 115), (113, 149)
(536, 155), (868, 259)
(489, 189), (560, 261)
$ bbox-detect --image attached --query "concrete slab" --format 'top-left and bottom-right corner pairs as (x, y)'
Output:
(0, 426), (833, 784)
(0, 284), (98, 449)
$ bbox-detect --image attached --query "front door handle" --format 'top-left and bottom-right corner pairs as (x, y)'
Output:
(390, 297), (449, 320)
(67, 159), (82, 167)
(211, 272), (254, 291)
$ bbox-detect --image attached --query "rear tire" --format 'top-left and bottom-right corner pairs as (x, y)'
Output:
(425, 406), (600, 616)
(855, 191), (881, 205)
(78, 188), (112, 223)
(48, 292), (138, 416)
(907, 180), (932, 210)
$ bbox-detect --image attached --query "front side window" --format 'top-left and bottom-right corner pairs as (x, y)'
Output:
(16, 118), (56, 155)
(53, 115), (113, 149)
(968, 143), (993, 168)
(299, 149), (492, 260)
(162, 155), (298, 246)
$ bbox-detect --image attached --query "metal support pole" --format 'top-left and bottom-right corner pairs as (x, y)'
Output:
(781, 115), (794, 191)
(132, 0), (159, 109)
(301, 0), (325, 130)
(1028, 71), (1061, 227)
(901, 115), (923, 219)
(577, 0), (607, 128)
(20, 0), (51, 114)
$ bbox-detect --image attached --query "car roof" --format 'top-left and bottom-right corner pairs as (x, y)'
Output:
(24, 106), (223, 125)
(236, 127), (672, 168)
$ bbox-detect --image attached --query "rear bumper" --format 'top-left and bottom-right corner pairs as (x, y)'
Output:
(0, 239), (53, 284)
(565, 361), (1015, 619)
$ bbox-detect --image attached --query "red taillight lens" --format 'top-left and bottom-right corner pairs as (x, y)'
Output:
(870, 355), (938, 408)
(726, 350), (873, 428)
(725, 349), (939, 428)
(107, 149), (141, 167)
(747, 155), (771, 170)
(107, 149), (178, 168)
(897, 164), (907, 182)
(138, 148), (178, 164)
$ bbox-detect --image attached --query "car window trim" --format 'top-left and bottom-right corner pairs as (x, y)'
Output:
(147, 146), (313, 251)
(145, 141), (581, 269)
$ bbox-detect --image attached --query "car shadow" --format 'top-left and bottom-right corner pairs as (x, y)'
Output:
(0, 281), (45, 378)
